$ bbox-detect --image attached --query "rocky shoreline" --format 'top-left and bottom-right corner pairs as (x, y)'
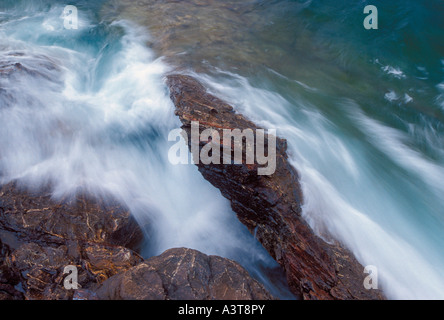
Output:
(0, 183), (272, 300)
(0, 64), (384, 300)
(166, 74), (385, 300)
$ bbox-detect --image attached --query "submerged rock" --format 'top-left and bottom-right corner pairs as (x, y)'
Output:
(96, 247), (274, 300)
(166, 74), (385, 300)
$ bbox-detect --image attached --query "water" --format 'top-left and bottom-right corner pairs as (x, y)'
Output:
(1, 0), (444, 299)
(0, 0), (293, 299)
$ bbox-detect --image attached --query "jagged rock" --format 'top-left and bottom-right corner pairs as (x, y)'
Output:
(0, 181), (145, 300)
(8, 240), (143, 300)
(96, 247), (274, 300)
(0, 182), (274, 300)
(0, 182), (143, 250)
(166, 74), (385, 300)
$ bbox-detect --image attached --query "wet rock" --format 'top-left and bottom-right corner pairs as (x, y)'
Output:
(8, 242), (143, 300)
(0, 52), (61, 80)
(166, 74), (385, 300)
(0, 181), (145, 300)
(81, 243), (143, 284)
(96, 247), (274, 300)
(0, 239), (23, 300)
(0, 182), (143, 251)
(101, 0), (268, 73)
(0, 181), (272, 301)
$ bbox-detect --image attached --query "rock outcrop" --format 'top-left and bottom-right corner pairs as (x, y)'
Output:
(0, 56), (384, 300)
(0, 182), (143, 250)
(96, 247), (274, 300)
(0, 182), (274, 300)
(0, 182), (144, 300)
(166, 74), (385, 300)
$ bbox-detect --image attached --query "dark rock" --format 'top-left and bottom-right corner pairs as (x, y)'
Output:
(166, 74), (385, 300)
(0, 239), (23, 300)
(8, 241), (143, 300)
(96, 247), (274, 300)
(0, 181), (145, 300)
(0, 182), (143, 251)
(0, 182), (273, 300)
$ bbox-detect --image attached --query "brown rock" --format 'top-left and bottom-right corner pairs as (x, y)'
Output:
(8, 241), (143, 300)
(96, 247), (274, 300)
(0, 181), (272, 301)
(0, 182), (143, 250)
(81, 243), (143, 284)
(0, 181), (145, 300)
(166, 74), (385, 300)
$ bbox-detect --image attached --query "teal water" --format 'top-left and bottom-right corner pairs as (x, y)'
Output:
(1, 0), (443, 299)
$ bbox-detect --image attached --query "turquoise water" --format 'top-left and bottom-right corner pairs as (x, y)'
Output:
(1, 0), (444, 299)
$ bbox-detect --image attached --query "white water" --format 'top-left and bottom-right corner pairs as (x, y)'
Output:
(193, 69), (444, 299)
(2, 1), (444, 300)
(0, 7), (292, 298)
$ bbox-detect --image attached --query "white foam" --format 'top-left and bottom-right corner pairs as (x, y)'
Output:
(195, 72), (444, 299)
(382, 65), (406, 79)
(0, 15), (284, 297)
(385, 90), (399, 102)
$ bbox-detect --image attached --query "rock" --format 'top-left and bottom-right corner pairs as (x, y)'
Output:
(0, 52), (61, 79)
(8, 241), (143, 300)
(96, 247), (274, 300)
(0, 239), (23, 300)
(0, 182), (273, 300)
(0, 182), (143, 250)
(0, 181), (145, 300)
(166, 74), (385, 300)
(101, 0), (279, 73)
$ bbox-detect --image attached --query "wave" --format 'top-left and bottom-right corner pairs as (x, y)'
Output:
(0, 7), (292, 298)
(192, 69), (444, 299)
